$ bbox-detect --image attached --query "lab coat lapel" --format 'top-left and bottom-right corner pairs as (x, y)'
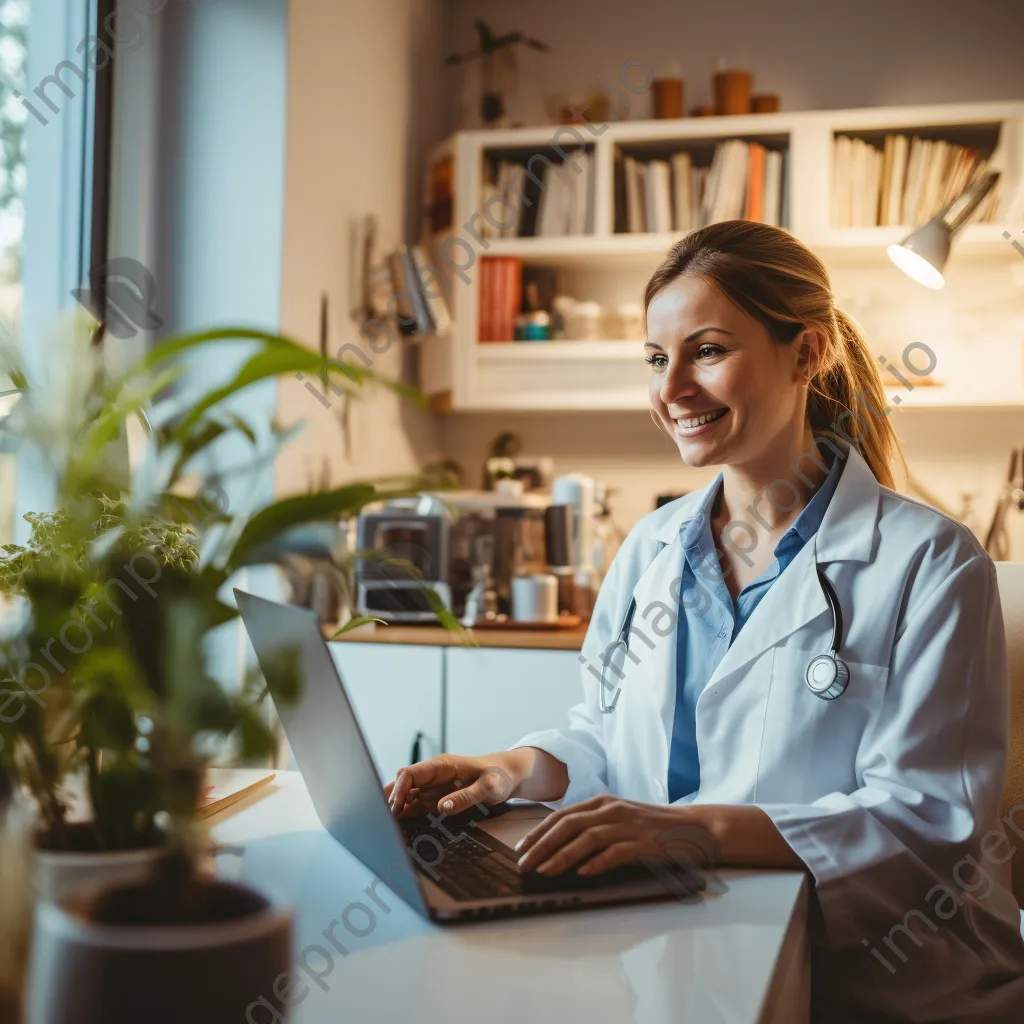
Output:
(703, 444), (882, 691)
(625, 539), (682, 779)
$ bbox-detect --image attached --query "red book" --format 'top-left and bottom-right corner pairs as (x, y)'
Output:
(745, 144), (765, 222)
(478, 257), (521, 342)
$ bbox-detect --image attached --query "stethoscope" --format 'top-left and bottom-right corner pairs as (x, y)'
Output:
(598, 563), (850, 713)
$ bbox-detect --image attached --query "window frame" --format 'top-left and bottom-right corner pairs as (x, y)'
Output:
(12, 0), (117, 540)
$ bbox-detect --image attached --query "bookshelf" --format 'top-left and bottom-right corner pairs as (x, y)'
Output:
(416, 100), (1024, 412)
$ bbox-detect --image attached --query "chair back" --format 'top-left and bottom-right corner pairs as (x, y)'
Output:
(996, 561), (1024, 908)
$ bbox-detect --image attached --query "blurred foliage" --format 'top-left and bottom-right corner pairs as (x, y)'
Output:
(0, 313), (455, 868)
(0, 0), (27, 282)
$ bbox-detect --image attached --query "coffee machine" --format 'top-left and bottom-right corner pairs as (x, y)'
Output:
(355, 489), (552, 623)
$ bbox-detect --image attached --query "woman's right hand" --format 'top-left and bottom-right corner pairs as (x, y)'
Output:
(384, 751), (526, 818)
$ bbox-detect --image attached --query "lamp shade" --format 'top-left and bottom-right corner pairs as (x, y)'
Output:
(887, 217), (950, 290)
(887, 170), (1000, 289)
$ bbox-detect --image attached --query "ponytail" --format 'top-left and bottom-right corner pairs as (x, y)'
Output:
(811, 308), (899, 489)
(643, 220), (903, 489)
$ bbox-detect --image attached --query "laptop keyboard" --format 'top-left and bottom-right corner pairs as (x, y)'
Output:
(398, 817), (697, 903)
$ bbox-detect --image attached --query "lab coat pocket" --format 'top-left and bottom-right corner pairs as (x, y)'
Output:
(757, 645), (889, 803)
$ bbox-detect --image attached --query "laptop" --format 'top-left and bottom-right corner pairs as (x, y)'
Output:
(235, 590), (705, 922)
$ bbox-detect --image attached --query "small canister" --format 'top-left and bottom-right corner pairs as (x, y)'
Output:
(511, 573), (559, 623)
(514, 311), (551, 341)
(563, 301), (602, 341)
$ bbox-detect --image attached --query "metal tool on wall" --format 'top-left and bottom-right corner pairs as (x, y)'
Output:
(984, 445), (1024, 560)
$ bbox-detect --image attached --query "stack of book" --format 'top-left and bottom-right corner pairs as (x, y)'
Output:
(388, 244), (452, 337)
(478, 257), (522, 342)
(616, 141), (787, 234)
(831, 134), (1001, 228)
(478, 152), (595, 239)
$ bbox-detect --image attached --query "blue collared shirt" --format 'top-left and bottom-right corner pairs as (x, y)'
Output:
(667, 450), (845, 803)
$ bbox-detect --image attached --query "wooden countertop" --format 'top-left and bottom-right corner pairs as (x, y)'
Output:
(322, 621), (588, 651)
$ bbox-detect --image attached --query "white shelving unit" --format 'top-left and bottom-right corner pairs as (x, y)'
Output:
(417, 100), (1024, 413)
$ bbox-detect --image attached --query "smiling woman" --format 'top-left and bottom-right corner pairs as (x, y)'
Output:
(642, 219), (899, 492)
(384, 220), (1024, 1023)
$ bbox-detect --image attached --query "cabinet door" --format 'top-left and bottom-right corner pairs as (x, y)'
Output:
(327, 643), (443, 784)
(445, 648), (581, 756)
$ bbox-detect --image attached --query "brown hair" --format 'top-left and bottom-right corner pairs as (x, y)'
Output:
(642, 220), (901, 489)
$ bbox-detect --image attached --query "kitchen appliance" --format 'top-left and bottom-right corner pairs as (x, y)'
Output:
(543, 504), (576, 614)
(355, 496), (452, 622)
(551, 472), (621, 581)
(551, 473), (598, 573)
(356, 490), (558, 623)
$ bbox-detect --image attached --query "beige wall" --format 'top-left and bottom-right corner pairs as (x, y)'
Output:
(276, 0), (445, 498)
(277, 0), (1024, 559)
(441, 0), (1024, 133)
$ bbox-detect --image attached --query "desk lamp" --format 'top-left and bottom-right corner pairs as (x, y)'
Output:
(887, 170), (1000, 289)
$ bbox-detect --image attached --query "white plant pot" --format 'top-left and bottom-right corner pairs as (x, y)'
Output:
(34, 845), (164, 904)
(24, 881), (293, 1024)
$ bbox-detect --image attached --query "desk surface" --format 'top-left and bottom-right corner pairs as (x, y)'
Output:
(210, 771), (809, 1024)
(323, 621), (589, 650)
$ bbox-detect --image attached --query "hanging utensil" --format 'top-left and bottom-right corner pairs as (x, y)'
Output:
(984, 445), (1024, 561)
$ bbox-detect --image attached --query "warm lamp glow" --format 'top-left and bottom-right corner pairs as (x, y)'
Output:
(886, 171), (999, 289)
(887, 244), (945, 290)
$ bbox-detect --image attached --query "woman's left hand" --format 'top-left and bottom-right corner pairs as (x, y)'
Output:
(514, 794), (716, 876)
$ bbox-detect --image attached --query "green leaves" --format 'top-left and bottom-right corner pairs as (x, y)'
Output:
(330, 616), (387, 638)
(0, 311), (455, 863)
(226, 484), (377, 568)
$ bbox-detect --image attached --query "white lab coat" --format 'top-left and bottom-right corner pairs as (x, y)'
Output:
(514, 443), (1024, 1023)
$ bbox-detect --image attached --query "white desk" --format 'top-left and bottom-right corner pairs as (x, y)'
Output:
(210, 771), (810, 1024)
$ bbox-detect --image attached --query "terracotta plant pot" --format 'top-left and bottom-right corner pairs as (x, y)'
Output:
(652, 78), (684, 119)
(713, 70), (752, 115)
(25, 878), (293, 1024)
(752, 94), (781, 113)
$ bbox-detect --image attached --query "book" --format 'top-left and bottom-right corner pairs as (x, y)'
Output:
(410, 245), (451, 334)
(702, 143), (725, 226)
(901, 137), (925, 226)
(518, 162), (545, 237)
(671, 151), (693, 232)
(745, 143), (765, 222)
(763, 149), (783, 227)
(614, 151), (629, 232)
(831, 136), (849, 228)
(198, 770), (276, 819)
(883, 135), (909, 225)
(706, 140), (748, 224)
(389, 247), (432, 336)
(646, 159), (673, 233)
(692, 166), (708, 228)
(569, 153), (589, 235)
(779, 149), (790, 229)
(478, 257), (521, 342)
(624, 155), (644, 232)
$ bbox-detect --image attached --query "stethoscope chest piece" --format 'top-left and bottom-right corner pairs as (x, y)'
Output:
(805, 652), (850, 700)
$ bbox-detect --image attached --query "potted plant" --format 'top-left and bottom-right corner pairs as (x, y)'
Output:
(445, 19), (551, 127)
(0, 315), (453, 1022)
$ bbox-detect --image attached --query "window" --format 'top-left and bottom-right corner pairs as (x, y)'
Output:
(1, 0), (113, 545)
(0, 0), (27, 547)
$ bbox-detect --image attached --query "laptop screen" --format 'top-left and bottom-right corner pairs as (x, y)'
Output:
(235, 590), (427, 913)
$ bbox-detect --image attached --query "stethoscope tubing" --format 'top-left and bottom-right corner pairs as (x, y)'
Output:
(598, 556), (848, 713)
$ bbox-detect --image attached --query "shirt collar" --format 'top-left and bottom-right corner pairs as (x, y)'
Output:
(677, 445), (845, 553)
(782, 445), (844, 547)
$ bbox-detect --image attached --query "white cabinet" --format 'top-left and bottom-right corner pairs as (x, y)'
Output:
(444, 648), (581, 756)
(327, 643), (443, 784)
